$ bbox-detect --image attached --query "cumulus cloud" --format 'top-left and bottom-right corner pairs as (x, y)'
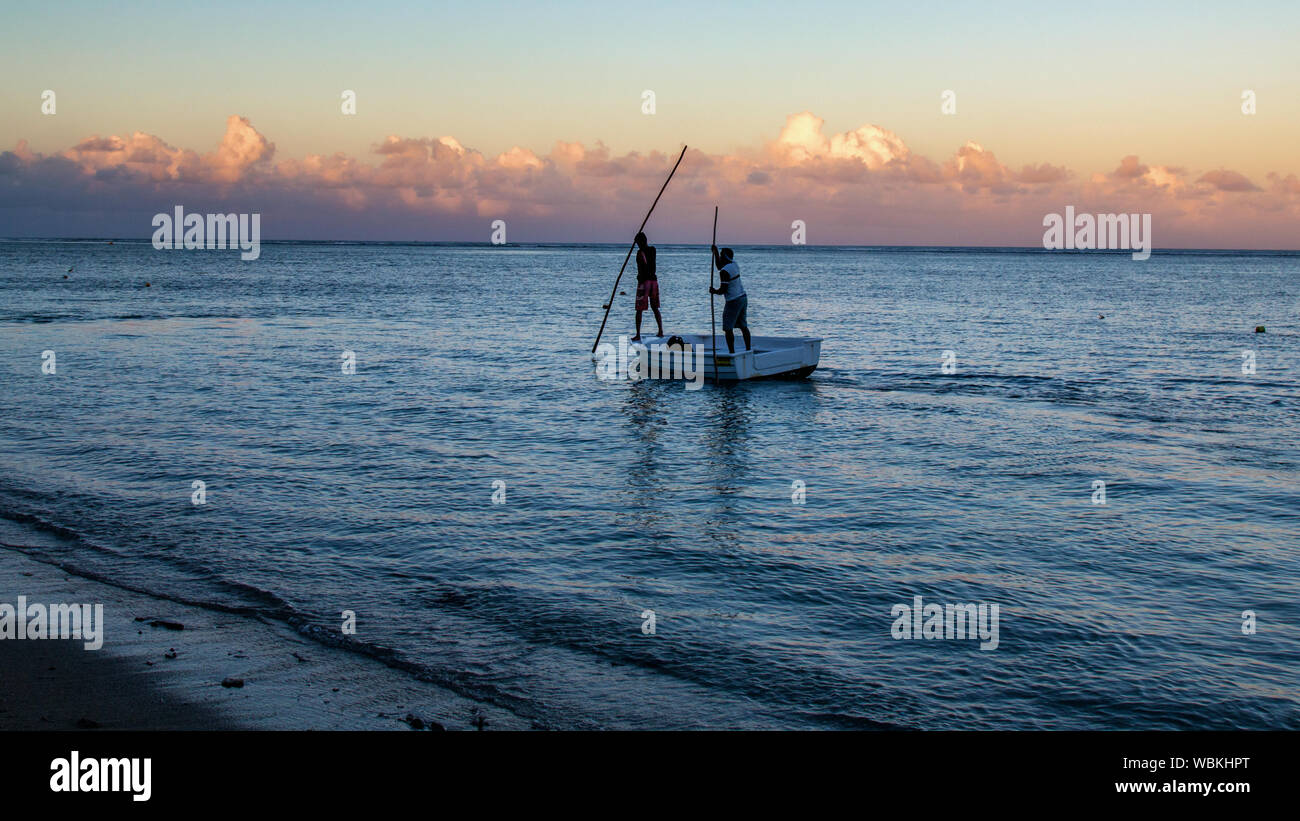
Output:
(61, 132), (198, 181)
(1, 112), (1297, 247)
(1266, 172), (1300, 195)
(770, 111), (912, 171)
(1197, 169), (1260, 192)
(207, 115), (275, 181)
(1111, 155), (1185, 190)
(1017, 163), (1070, 184)
(947, 141), (1017, 192)
(54, 115), (274, 185)
(1114, 155), (1148, 179)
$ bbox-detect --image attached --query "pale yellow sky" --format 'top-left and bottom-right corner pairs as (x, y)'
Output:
(3, 0), (1297, 179)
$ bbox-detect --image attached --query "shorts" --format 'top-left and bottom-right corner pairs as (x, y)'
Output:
(722, 295), (748, 332)
(636, 279), (660, 311)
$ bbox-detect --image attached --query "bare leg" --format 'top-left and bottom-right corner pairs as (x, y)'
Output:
(651, 306), (664, 337)
(633, 310), (643, 341)
(724, 329), (735, 354)
(740, 325), (751, 351)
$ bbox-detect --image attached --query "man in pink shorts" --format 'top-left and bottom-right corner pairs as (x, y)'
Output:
(632, 231), (663, 341)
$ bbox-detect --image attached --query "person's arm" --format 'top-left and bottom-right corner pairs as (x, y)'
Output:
(710, 245), (726, 293)
(710, 265), (729, 295)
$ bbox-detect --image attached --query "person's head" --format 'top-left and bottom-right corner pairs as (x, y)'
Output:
(635, 232), (648, 249)
(720, 248), (734, 263)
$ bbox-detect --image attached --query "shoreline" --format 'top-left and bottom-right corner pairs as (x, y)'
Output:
(0, 543), (531, 731)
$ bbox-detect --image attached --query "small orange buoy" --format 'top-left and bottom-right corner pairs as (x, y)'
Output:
(145, 282), (151, 287)
(1255, 326), (1265, 333)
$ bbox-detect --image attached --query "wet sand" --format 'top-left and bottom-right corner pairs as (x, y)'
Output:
(0, 546), (528, 731)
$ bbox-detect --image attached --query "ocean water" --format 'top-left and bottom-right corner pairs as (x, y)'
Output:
(1, 239), (1297, 730)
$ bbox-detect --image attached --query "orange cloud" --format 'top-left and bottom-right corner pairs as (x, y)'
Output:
(770, 111), (910, 170)
(1198, 169), (1260, 192)
(4, 112), (1299, 247)
(206, 115), (275, 182)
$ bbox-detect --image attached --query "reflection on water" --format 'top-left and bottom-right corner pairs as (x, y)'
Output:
(622, 379), (671, 531)
(705, 384), (753, 496)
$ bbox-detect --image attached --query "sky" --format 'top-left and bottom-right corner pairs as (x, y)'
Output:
(2, 0), (1299, 246)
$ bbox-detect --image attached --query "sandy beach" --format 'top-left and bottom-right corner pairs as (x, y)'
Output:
(0, 540), (529, 731)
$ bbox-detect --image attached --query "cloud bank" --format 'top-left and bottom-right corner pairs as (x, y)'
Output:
(2, 112), (1298, 248)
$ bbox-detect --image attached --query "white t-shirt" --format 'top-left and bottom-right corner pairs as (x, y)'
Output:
(719, 261), (745, 300)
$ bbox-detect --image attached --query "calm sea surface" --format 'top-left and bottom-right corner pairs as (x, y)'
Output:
(1, 240), (1297, 729)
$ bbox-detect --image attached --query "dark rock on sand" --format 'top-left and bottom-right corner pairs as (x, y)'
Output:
(221, 677), (245, 688)
(135, 616), (185, 630)
(403, 713), (425, 729)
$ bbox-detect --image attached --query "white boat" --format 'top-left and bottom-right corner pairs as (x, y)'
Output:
(620, 333), (822, 381)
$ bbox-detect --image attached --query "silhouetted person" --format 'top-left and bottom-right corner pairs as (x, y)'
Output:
(709, 245), (750, 353)
(632, 232), (663, 341)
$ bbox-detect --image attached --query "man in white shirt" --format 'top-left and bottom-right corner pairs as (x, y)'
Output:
(709, 245), (750, 354)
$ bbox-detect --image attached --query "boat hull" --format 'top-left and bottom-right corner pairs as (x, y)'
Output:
(599, 334), (822, 382)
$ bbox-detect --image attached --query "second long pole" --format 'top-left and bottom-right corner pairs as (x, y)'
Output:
(709, 206), (718, 383)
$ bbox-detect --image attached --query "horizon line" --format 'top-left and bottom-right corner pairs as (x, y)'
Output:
(4, 237), (1300, 254)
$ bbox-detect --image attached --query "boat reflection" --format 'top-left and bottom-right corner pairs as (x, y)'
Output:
(621, 379), (673, 531)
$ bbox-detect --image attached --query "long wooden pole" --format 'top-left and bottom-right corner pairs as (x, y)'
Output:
(591, 145), (688, 353)
(709, 206), (718, 383)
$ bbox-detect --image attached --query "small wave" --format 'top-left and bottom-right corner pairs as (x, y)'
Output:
(0, 513), (540, 725)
